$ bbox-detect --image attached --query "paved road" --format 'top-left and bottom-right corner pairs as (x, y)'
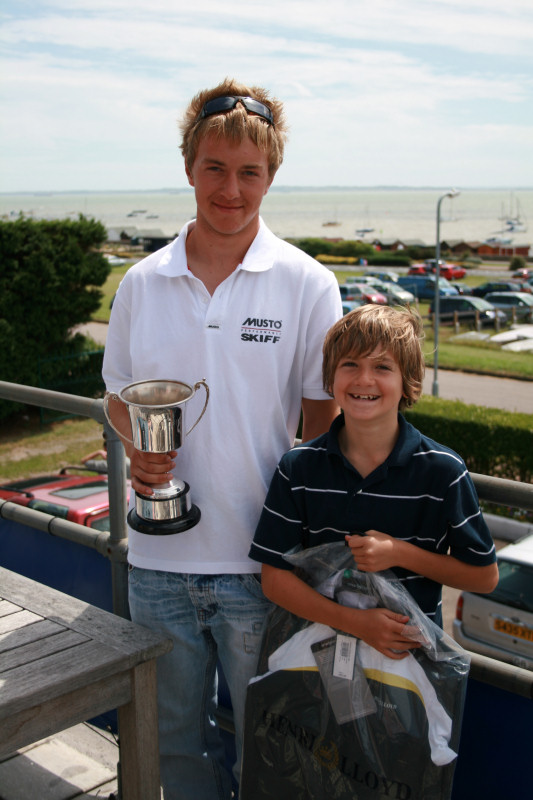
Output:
(422, 368), (532, 414)
(81, 321), (532, 415)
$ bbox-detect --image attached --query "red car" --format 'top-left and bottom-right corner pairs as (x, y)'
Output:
(0, 470), (130, 532)
(348, 283), (388, 305)
(408, 260), (466, 280)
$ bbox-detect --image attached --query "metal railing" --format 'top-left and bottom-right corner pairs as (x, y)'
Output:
(0, 380), (130, 618)
(1, 379), (533, 697)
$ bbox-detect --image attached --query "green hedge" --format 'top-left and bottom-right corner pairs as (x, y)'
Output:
(0, 216), (110, 420)
(405, 396), (533, 483)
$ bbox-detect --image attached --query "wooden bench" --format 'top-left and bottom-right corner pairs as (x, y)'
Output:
(0, 567), (172, 800)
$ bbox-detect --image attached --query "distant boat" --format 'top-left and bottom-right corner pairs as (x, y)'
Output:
(146, 214), (159, 219)
(322, 208), (340, 227)
(485, 235), (513, 245)
(497, 193), (527, 233)
(356, 205), (374, 237)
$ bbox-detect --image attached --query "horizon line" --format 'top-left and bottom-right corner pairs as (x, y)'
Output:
(1, 185), (533, 196)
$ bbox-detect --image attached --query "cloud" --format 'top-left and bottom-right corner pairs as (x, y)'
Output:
(1, 0), (532, 190)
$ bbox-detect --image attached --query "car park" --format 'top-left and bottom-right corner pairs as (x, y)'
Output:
(428, 295), (508, 327)
(453, 534), (533, 671)
(397, 274), (458, 300)
(472, 280), (533, 297)
(484, 292), (533, 322)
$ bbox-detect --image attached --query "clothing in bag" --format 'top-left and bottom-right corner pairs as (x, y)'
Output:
(241, 542), (470, 800)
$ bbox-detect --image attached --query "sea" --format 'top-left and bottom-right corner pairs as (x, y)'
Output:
(0, 187), (531, 248)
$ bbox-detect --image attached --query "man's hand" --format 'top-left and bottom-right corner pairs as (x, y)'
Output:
(345, 530), (398, 572)
(130, 449), (177, 496)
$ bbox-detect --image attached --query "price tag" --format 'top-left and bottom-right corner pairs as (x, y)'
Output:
(333, 634), (357, 680)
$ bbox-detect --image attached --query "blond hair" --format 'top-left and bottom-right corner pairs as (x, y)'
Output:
(322, 305), (425, 411)
(179, 78), (287, 178)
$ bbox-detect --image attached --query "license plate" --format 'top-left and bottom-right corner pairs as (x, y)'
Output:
(494, 618), (533, 642)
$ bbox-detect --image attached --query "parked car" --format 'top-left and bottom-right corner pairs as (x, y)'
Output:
(429, 295), (508, 327)
(397, 274), (458, 300)
(512, 268), (533, 280)
(408, 260), (467, 281)
(450, 282), (473, 296)
(453, 534), (533, 671)
(363, 277), (415, 306)
(0, 471), (131, 613)
(472, 280), (533, 297)
(0, 470), (130, 532)
(407, 263), (430, 276)
(349, 283), (388, 305)
(339, 282), (387, 305)
(428, 261), (467, 281)
(342, 300), (364, 315)
(483, 292), (533, 322)
(364, 269), (400, 283)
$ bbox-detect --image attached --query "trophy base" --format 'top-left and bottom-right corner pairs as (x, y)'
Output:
(127, 504), (201, 535)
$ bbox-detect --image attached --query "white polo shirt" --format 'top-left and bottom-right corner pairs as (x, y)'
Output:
(102, 218), (343, 573)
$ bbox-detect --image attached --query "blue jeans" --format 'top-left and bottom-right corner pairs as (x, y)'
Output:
(128, 568), (272, 800)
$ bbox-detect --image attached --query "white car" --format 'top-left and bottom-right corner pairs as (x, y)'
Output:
(453, 534), (533, 671)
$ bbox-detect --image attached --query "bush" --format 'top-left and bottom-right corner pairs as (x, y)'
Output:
(288, 237), (374, 260)
(366, 253), (411, 267)
(405, 396), (533, 483)
(509, 255), (527, 272)
(315, 254), (358, 265)
(0, 216), (110, 420)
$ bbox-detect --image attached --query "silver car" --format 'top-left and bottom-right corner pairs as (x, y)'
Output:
(453, 535), (533, 671)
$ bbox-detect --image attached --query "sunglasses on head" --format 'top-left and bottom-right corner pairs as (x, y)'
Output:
(198, 96), (274, 126)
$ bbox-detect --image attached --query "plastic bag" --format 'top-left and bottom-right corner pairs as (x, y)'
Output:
(241, 542), (470, 800)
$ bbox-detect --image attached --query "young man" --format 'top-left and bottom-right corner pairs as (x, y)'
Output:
(102, 79), (342, 800)
(249, 305), (498, 658)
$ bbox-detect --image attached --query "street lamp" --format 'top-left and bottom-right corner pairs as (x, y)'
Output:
(432, 189), (460, 397)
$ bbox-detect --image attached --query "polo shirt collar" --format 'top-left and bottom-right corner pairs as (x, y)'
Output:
(155, 217), (277, 278)
(326, 412), (422, 469)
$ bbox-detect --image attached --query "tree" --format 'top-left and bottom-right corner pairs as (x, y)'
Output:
(0, 216), (110, 419)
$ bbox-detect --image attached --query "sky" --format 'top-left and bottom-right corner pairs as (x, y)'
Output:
(1, 0), (532, 192)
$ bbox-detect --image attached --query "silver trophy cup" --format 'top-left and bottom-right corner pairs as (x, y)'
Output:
(104, 378), (209, 534)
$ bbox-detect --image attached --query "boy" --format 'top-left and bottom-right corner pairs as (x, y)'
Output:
(102, 79), (342, 799)
(249, 304), (498, 658)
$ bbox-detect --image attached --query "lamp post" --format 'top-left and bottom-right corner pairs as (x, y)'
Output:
(432, 189), (460, 397)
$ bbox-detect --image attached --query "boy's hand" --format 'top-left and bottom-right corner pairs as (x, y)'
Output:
(345, 530), (397, 572)
(350, 608), (421, 660)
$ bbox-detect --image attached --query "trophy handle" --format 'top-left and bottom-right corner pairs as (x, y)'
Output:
(103, 391), (134, 444)
(186, 379), (209, 436)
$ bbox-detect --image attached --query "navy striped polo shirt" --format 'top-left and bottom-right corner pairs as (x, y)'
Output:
(249, 413), (496, 626)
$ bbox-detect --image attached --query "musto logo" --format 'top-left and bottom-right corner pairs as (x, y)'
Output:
(241, 317), (282, 343)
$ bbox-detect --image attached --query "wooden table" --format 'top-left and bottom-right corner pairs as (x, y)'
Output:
(0, 567), (172, 800)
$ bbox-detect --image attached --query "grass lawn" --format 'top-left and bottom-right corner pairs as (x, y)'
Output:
(92, 262), (132, 321)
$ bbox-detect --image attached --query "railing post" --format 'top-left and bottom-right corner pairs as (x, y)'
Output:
(105, 421), (130, 620)
(453, 311), (459, 334)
